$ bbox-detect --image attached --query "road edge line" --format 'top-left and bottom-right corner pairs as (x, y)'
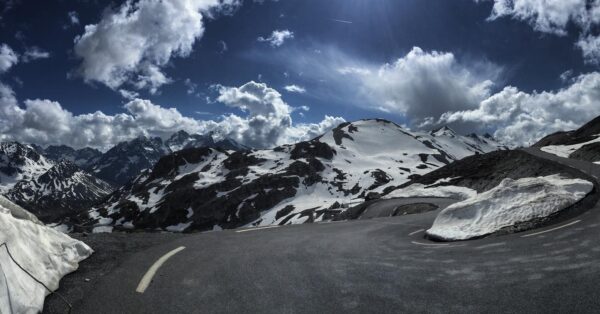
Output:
(521, 220), (581, 238)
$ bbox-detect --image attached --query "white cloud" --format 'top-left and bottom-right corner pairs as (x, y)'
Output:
(211, 81), (344, 147)
(73, 0), (240, 93)
(118, 89), (140, 100)
(184, 78), (199, 96)
(0, 77), (343, 150)
(284, 84), (306, 93)
(486, 0), (593, 35)
(212, 81), (292, 147)
(22, 47), (50, 63)
(479, 0), (600, 64)
(249, 45), (501, 128)
(251, 43), (600, 147)
(342, 47), (500, 126)
(577, 35), (600, 65)
(0, 44), (18, 73)
(257, 29), (294, 47)
(68, 11), (79, 25)
(218, 40), (228, 53)
(285, 115), (347, 142)
(439, 72), (600, 146)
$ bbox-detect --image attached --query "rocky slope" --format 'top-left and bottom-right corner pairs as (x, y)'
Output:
(534, 115), (600, 147)
(89, 136), (171, 186)
(535, 114), (600, 162)
(0, 142), (54, 194)
(89, 131), (249, 186)
(5, 161), (114, 222)
(79, 119), (506, 232)
(42, 145), (103, 168)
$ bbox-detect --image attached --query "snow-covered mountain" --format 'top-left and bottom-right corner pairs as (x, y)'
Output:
(42, 145), (103, 168)
(89, 136), (171, 186)
(5, 161), (114, 222)
(89, 132), (249, 186)
(0, 142), (54, 194)
(165, 130), (215, 152)
(82, 119), (506, 232)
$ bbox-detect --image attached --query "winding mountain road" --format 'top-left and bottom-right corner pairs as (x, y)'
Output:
(47, 148), (600, 313)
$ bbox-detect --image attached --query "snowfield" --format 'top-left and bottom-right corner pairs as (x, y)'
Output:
(0, 195), (92, 314)
(426, 175), (593, 241)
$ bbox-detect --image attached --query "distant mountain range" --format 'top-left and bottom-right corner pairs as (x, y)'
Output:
(0, 131), (249, 222)
(88, 131), (250, 185)
(79, 119), (507, 232)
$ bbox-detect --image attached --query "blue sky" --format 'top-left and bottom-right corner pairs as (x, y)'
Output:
(1, 0), (600, 150)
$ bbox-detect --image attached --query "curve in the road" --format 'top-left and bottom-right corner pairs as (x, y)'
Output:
(59, 148), (600, 314)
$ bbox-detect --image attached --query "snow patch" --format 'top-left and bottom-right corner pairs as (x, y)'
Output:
(386, 181), (476, 200)
(426, 175), (593, 241)
(541, 135), (600, 158)
(92, 225), (114, 233)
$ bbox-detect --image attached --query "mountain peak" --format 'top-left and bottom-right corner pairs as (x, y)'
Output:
(431, 126), (458, 137)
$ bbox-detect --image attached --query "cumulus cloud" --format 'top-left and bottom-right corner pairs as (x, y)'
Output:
(73, 0), (240, 93)
(258, 29), (294, 47)
(251, 43), (600, 146)
(479, 0), (600, 64)
(439, 72), (600, 146)
(0, 44), (18, 73)
(284, 84), (306, 93)
(285, 115), (346, 142)
(0, 76), (344, 150)
(213, 81), (293, 147)
(340, 47), (500, 126)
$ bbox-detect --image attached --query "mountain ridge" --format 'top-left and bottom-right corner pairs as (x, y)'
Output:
(78, 119), (507, 232)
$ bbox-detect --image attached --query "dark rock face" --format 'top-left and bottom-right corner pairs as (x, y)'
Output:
(332, 122), (355, 145)
(89, 136), (171, 185)
(569, 142), (600, 162)
(6, 161), (114, 222)
(85, 147), (301, 231)
(289, 141), (336, 160)
(42, 145), (102, 168)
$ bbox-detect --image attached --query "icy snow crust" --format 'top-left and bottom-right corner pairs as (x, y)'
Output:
(426, 175), (593, 241)
(0, 196), (92, 314)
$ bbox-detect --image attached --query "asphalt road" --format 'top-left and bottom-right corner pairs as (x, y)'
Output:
(358, 197), (458, 219)
(54, 148), (600, 313)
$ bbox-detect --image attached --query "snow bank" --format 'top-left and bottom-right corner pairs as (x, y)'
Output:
(0, 195), (41, 225)
(0, 197), (93, 313)
(426, 175), (593, 241)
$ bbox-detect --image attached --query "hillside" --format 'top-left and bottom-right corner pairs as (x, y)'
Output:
(79, 119), (506, 232)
